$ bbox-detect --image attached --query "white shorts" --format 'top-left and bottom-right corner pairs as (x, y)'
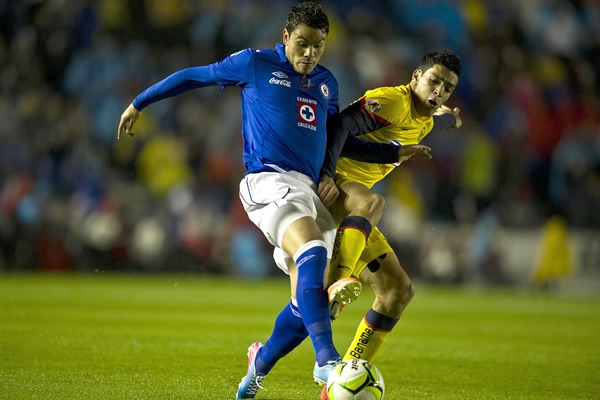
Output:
(239, 171), (336, 274)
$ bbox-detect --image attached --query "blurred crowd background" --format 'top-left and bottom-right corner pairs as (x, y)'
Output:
(1, 0), (599, 285)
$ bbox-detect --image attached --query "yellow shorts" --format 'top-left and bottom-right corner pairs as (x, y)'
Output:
(354, 226), (393, 277)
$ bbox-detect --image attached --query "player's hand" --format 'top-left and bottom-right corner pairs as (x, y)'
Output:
(435, 105), (462, 129)
(318, 174), (339, 208)
(397, 144), (432, 163)
(117, 103), (141, 139)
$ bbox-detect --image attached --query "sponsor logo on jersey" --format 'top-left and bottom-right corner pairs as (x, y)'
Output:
(297, 96), (317, 105)
(272, 71), (289, 78)
(378, 163), (392, 176)
(269, 77), (291, 87)
(320, 83), (330, 99)
(366, 99), (381, 113)
(298, 101), (317, 131)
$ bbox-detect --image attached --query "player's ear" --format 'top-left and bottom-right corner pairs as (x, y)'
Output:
(283, 29), (290, 45)
(412, 69), (421, 81)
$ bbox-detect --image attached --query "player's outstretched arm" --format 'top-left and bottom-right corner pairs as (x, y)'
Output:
(117, 103), (141, 139)
(396, 144), (432, 164)
(435, 105), (462, 128)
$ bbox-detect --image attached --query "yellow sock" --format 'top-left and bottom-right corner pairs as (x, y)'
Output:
(330, 216), (372, 281)
(343, 309), (398, 362)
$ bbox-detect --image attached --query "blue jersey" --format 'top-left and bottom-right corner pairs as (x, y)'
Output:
(133, 43), (339, 183)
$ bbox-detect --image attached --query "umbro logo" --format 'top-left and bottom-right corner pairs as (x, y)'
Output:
(296, 254), (315, 268)
(269, 71), (291, 88)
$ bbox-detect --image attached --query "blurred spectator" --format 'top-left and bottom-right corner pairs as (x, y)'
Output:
(0, 0), (598, 275)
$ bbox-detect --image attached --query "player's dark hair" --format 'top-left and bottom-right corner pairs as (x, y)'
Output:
(286, 1), (329, 34)
(419, 50), (461, 78)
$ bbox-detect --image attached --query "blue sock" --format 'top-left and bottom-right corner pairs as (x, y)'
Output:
(255, 300), (308, 375)
(294, 240), (340, 366)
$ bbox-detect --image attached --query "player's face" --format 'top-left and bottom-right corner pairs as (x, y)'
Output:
(283, 24), (327, 75)
(410, 64), (459, 117)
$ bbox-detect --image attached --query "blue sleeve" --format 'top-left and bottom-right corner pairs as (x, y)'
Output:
(133, 49), (254, 110)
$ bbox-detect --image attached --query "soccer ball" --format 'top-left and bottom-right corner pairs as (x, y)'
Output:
(326, 359), (385, 400)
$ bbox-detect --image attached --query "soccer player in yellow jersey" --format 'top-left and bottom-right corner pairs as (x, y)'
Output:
(320, 50), (462, 373)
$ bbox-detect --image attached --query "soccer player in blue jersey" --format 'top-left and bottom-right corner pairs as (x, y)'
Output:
(117, 1), (348, 399)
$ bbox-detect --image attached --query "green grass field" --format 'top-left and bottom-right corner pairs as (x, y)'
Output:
(1, 273), (599, 400)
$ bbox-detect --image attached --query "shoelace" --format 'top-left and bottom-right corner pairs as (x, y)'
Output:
(246, 375), (266, 396)
(315, 358), (342, 384)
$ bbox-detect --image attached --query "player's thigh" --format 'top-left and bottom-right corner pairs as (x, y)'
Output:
(280, 185), (336, 257)
(240, 172), (330, 251)
(329, 180), (371, 223)
(338, 181), (377, 213)
(282, 216), (325, 256)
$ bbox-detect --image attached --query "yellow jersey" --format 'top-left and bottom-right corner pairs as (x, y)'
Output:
(335, 84), (434, 189)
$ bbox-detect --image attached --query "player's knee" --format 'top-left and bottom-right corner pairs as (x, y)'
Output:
(367, 192), (385, 215)
(354, 191), (384, 217)
(403, 280), (415, 305)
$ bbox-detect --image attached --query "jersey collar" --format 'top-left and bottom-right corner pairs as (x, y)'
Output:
(275, 43), (289, 63)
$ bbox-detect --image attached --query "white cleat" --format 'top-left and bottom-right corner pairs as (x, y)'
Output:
(327, 277), (361, 321)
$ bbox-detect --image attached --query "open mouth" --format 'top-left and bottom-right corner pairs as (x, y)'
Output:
(428, 99), (438, 107)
